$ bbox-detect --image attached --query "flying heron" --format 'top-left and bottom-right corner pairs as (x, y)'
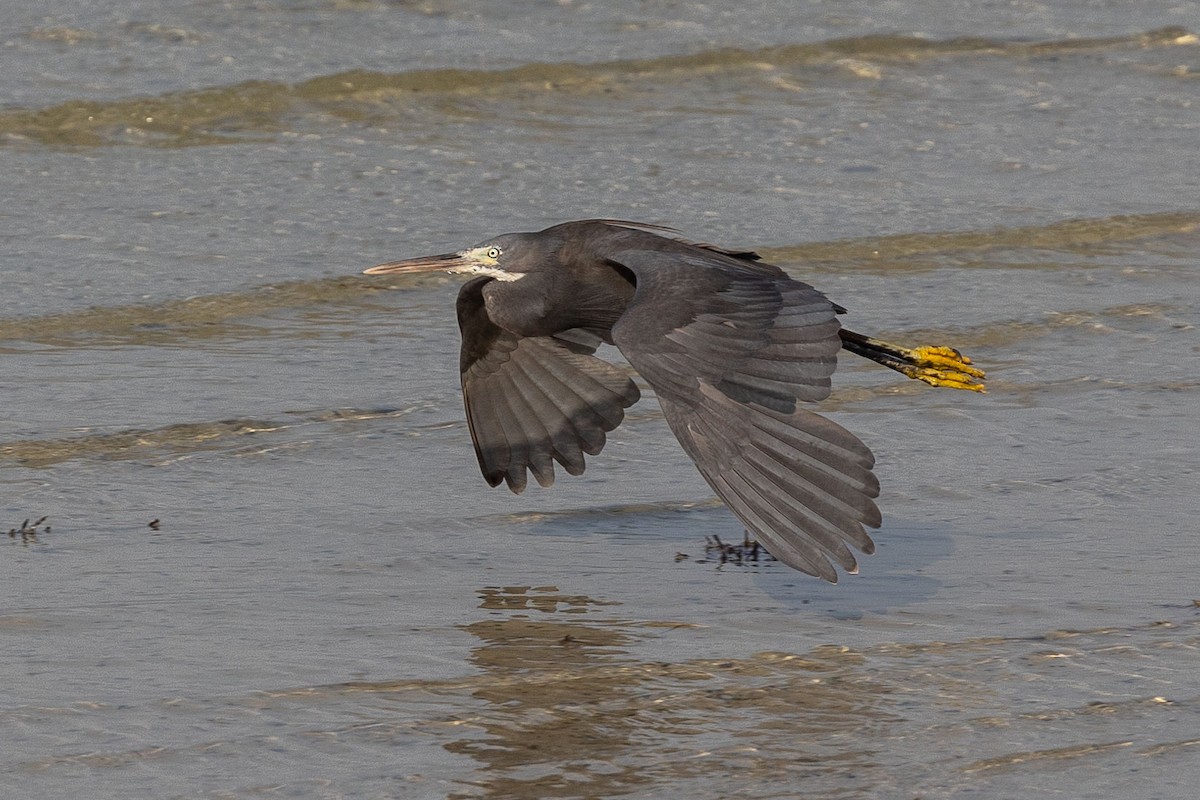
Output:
(364, 219), (984, 581)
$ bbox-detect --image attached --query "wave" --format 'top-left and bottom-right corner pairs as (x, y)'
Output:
(0, 408), (415, 468)
(0, 275), (386, 347)
(3, 294), (1193, 469)
(763, 210), (1200, 273)
(1, 210), (1194, 349)
(1, 28), (1192, 148)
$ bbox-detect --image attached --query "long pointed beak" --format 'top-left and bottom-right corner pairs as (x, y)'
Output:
(363, 253), (469, 275)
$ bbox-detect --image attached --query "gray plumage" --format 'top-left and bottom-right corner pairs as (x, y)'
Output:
(365, 219), (985, 580)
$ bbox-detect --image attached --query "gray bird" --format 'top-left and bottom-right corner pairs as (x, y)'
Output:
(364, 220), (984, 581)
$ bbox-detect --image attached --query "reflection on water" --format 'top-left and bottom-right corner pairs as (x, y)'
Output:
(443, 587), (891, 799)
(3, 581), (1198, 798)
(435, 593), (1200, 798)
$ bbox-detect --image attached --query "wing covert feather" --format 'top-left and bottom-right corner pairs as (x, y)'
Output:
(610, 251), (841, 412)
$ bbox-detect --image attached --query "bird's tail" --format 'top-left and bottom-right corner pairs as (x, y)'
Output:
(839, 329), (986, 392)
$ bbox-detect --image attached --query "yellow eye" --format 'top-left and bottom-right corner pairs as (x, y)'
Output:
(486, 247), (501, 259)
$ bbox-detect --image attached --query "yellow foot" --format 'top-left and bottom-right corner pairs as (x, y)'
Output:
(839, 330), (987, 392)
(902, 346), (987, 392)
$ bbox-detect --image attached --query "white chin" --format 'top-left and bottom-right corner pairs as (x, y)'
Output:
(453, 265), (524, 282)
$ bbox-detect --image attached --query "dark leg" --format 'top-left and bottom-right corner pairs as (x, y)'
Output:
(840, 329), (986, 392)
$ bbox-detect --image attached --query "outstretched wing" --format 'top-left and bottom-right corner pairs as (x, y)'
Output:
(457, 277), (640, 494)
(609, 251), (881, 581)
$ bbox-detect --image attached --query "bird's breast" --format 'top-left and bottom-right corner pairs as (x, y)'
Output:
(480, 277), (556, 338)
(481, 268), (633, 339)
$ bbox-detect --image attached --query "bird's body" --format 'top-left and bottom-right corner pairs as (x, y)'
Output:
(365, 220), (984, 581)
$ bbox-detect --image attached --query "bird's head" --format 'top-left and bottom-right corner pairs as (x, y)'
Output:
(364, 233), (538, 282)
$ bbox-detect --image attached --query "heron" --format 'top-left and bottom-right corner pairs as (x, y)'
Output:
(364, 219), (984, 581)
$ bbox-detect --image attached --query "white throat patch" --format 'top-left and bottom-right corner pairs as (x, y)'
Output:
(451, 264), (525, 282)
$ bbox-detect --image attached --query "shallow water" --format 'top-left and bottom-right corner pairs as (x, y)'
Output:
(3, 2), (1200, 798)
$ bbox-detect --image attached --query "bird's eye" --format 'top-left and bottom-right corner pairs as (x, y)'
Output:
(486, 247), (501, 259)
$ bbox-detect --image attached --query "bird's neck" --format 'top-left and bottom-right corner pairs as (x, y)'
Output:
(481, 263), (633, 339)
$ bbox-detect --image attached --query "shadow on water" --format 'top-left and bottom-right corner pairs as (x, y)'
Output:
(487, 503), (952, 618)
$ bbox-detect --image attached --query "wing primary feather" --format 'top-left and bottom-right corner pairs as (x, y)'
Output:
(462, 382), (511, 488)
(494, 369), (558, 489)
(688, 401), (868, 567)
(653, 383), (880, 581)
(746, 408), (877, 471)
(750, 434), (880, 510)
(509, 349), (610, 456)
(485, 381), (530, 494)
(506, 350), (593, 477)
(738, 449), (873, 553)
(525, 345), (632, 432)
(711, 473), (840, 581)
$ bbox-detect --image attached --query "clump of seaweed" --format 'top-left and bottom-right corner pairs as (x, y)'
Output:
(673, 534), (778, 567)
(705, 534), (772, 566)
(7, 516), (49, 544)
